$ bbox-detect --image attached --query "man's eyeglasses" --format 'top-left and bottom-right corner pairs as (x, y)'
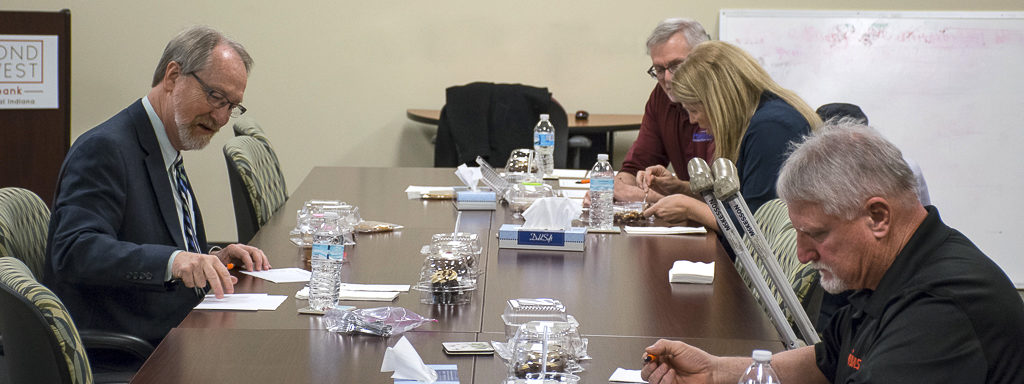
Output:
(646, 60), (685, 79)
(189, 72), (246, 117)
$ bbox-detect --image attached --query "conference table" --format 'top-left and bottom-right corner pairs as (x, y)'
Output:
(406, 109), (643, 163)
(131, 167), (782, 383)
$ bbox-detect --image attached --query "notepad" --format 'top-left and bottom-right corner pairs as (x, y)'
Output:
(240, 268), (312, 283)
(609, 368), (646, 383)
(195, 293), (288, 311)
(338, 283), (410, 292)
(338, 290), (400, 301)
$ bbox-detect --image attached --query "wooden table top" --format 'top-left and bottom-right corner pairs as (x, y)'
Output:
(132, 166), (781, 383)
(407, 109), (643, 134)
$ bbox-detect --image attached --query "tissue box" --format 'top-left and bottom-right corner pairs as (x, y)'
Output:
(498, 224), (586, 252)
(454, 190), (497, 210)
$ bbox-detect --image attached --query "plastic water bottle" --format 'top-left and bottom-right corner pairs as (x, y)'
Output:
(309, 212), (345, 311)
(533, 114), (555, 177)
(589, 153), (614, 229)
(738, 350), (781, 384)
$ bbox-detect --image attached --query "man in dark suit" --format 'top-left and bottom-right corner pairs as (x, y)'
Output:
(45, 26), (271, 347)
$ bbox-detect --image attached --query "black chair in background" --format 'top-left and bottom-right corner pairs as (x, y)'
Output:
(433, 82), (570, 168)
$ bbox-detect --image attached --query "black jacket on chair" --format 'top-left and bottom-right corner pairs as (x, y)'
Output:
(434, 82), (568, 168)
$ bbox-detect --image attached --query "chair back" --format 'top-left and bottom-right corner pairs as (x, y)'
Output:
(223, 135), (289, 244)
(233, 116), (273, 146)
(433, 82), (569, 168)
(0, 257), (93, 384)
(0, 187), (51, 277)
(738, 198), (823, 334)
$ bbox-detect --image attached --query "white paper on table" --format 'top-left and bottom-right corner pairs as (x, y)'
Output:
(558, 179), (591, 189)
(338, 283), (410, 292)
(553, 168), (589, 179)
(560, 189), (588, 199)
(404, 186), (455, 199)
(194, 293), (288, 311)
(623, 226), (707, 235)
(240, 268), (311, 283)
(338, 290), (400, 301)
(609, 367), (647, 383)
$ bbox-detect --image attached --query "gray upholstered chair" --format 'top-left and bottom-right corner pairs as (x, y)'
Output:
(738, 198), (824, 336)
(0, 257), (93, 384)
(0, 188), (154, 384)
(224, 135), (289, 244)
(0, 187), (51, 278)
(232, 116), (273, 146)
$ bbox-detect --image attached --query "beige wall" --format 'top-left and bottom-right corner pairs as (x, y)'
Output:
(4, 0), (1021, 243)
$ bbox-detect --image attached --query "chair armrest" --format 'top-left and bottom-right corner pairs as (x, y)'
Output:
(78, 330), (155, 361)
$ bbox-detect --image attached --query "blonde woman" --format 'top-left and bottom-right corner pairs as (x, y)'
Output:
(640, 41), (821, 232)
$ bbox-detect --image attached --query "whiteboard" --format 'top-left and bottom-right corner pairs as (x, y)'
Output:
(720, 10), (1024, 287)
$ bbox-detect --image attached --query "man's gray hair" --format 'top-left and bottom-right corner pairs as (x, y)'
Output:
(151, 25), (254, 87)
(777, 118), (918, 219)
(646, 18), (710, 54)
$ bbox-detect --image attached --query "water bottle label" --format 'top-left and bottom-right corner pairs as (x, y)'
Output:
(590, 177), (613, 192)
(312, 243), (345, 260)
(326, 244), (345, 260)
(534, 132), (554, 147)
(311, 243), (328, 259)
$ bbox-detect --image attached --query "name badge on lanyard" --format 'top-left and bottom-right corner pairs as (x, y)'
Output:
(693, 129), (713, 142)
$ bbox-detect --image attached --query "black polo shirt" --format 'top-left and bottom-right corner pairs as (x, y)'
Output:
(814, 207), (1024, 383)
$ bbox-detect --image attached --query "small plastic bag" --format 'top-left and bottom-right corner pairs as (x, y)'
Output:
(323, 307), (436, 336)
(354, 221), (404, 233)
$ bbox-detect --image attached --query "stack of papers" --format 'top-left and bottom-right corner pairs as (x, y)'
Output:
(338, 283), (410, 302)
(669, 260), (715, 284)
(624, 226), (707, 235)
(240, 268), (311, 283)
(195, 293), (288, 311)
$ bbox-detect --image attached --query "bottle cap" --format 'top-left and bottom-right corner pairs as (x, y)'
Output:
(539, 114), (550, 120)
(751, 349), (772, 363)
(597, 154), (608, 161)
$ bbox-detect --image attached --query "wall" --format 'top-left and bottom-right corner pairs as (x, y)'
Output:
(2, 0), (1021, 243)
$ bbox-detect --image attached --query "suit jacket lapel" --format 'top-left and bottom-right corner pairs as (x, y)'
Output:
(129, 100), (187, 250)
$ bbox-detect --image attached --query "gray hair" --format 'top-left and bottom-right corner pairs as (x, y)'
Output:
(151, 25), (254, 87)
(777, 118), (918, 219)
(646, 18), (710, 54)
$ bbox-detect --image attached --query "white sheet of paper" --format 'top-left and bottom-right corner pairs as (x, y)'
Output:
(194, 293), (288, 311)
(338, 283), (410, 292)
(558, 179), (591, 189)
(240, 268), (312, 283)
(560, 189), (588, 199)
(609, 368), (647, 383)
(338, 290), (400, 301)
(623, 226), (707, 235)
(552, 169), (589, 179)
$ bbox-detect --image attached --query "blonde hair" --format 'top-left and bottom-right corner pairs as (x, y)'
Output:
(671, 41), (821, 161)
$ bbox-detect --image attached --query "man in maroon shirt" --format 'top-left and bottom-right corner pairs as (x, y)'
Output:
(616, 18), (715, 203)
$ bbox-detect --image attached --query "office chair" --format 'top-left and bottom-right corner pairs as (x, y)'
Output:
(0, 256), (155, 384)
(433, 82), (569, 168)
(0, 188), (155, 384)
(0, 187), (50, 278)
(224, 135), (289, 244)
(738, 198), (824, 336)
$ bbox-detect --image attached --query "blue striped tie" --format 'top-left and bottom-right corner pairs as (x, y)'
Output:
(172, 156), (206, 296)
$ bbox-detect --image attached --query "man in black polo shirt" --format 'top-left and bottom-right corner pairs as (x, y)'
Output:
(640, 120), (1024, 383)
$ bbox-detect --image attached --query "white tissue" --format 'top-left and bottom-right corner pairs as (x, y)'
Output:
(522, 197), (581, 230)
(380, 336), (438, 382)
(454, 164), (482, 191)
(669, 261), (715, 284)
